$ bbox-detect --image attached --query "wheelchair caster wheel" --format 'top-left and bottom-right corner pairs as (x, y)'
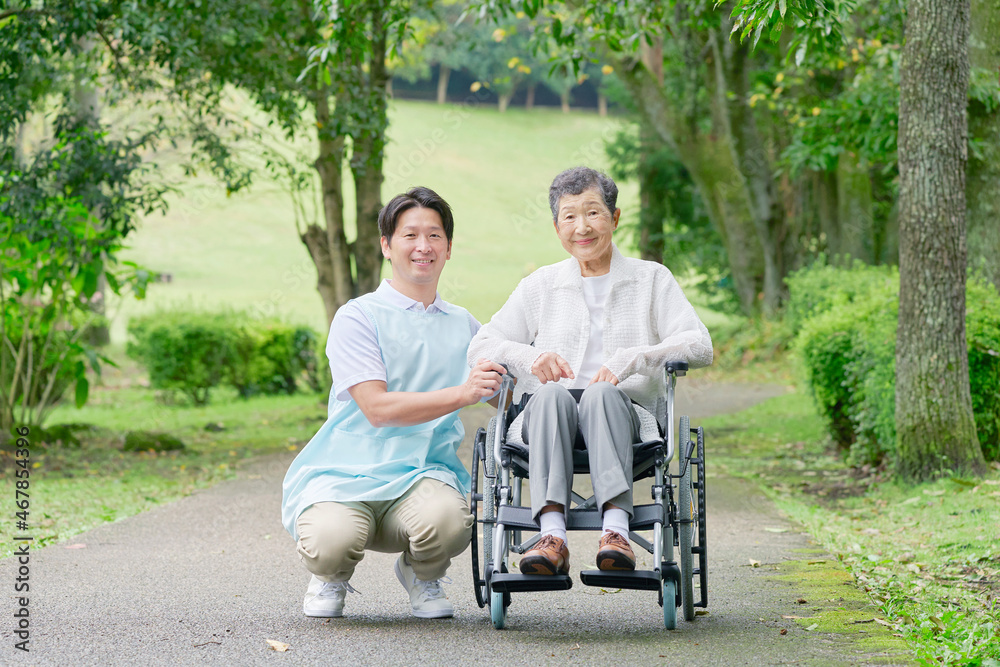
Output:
(490, 590), (507, 629)
(662, 580), (677, 630)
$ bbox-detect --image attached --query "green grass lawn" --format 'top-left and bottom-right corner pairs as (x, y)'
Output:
(704, 392), (1000, 666)
(110, 99), (735, 343)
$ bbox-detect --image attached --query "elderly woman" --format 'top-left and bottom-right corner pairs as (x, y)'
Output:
(467, 166), (712, 576)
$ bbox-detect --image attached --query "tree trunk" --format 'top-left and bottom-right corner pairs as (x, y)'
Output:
(597, 93), (608, 117)
(525, 81), (536, 110)
(967, 0), (1000, 286)
(637, 125), (667, 263)
(895, 0), (986, 479)
(498, 92), (513, 113)
(436, 65), (451, 104)
(560, 90), (571, 113)
(350, 7), (388, 297)
(13, 120), (28, 165)
(713, 26), (785, 313)
(815, 170), (840, 257)
(311, 93), (354, 326)
(75, 34), (110, 346)
(612, 54), (764, 314)
(836, 151), (874, 263)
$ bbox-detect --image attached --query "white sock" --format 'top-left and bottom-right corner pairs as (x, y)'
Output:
(539, 510), (567, 543)
(602, 508), (630, 539)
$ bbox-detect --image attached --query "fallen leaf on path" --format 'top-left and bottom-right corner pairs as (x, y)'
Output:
(266, 640), (290, 652)
(65, 544), (86, 549)
(805, 623), (819, 631)
(695, 610), (710, 616)
(779, 628), (787, 635)
(764, 527), (788, 533)
(796, 598), (807, 604)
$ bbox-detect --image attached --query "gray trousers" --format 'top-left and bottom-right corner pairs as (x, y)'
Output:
(522, 382), (640, 520)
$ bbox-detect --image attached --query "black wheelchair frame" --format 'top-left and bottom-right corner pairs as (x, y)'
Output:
(469, 361), (708, 629)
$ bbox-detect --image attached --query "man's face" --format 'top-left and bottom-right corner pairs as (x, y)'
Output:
(554, 187), (620, 265)
(380, 206), (451, 289)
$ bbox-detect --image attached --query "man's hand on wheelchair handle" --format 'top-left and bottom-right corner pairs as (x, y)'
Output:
(588, 366), (619, 386)
(464, 359), (507, 404)
(531, 352), (575, 384)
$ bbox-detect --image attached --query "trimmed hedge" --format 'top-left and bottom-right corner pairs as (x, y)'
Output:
(127, 312), (321, 405)
(790, 264), (1000, 464)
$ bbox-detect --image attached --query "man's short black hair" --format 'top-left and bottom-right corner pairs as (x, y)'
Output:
(548, 167), (619, 220)
(378, 186), (454, 245)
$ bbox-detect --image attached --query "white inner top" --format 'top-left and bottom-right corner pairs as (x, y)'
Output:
(573, 273), (613, 388)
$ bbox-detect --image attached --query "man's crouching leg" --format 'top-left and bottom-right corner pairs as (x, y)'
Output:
(378, 478), (474, 618)
(295, 502), (372, 617)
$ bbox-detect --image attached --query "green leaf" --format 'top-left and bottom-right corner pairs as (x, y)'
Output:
(75, 377), (90, 409)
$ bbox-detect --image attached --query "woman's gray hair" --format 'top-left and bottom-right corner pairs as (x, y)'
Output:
(548, 167), (619, 220)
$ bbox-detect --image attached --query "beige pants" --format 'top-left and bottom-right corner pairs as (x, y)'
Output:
(295, 478), (474, 583)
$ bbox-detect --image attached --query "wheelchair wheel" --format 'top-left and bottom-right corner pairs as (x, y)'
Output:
(678, 416), (696, 622)
(694, 426), (708, 608)
(662, 579), (677, 630)
(490, 590), (507, 629)
(489, 560), (511, 629)
(470, 428), (487, 607)
(471, 419), (499, 609)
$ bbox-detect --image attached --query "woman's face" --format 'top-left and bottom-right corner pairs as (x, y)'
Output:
(553, 187), (620, 274)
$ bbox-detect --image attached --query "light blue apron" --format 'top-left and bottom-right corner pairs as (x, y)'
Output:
(281, 291), (473, 540)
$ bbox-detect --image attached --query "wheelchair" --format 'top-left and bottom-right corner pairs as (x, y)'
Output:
(469, 361), (708, 630)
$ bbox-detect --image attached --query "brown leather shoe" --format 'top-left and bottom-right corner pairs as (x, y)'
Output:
(596, 530), (636, 571)
(519, 534), (570, 575)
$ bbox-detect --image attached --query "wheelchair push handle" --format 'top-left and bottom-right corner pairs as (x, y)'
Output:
(665, 360), (689, 376)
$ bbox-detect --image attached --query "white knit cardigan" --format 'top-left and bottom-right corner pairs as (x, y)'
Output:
(468, 244), (713, 442)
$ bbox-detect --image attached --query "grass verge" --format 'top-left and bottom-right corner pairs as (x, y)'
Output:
(1, 352), (326, 558)
(704, 391), (1000, 666)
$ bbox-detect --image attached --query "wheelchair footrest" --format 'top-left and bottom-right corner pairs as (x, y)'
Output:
(579, 569), (662, 591)
(490, 573), (573, 593)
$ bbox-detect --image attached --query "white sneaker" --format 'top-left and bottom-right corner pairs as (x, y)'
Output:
(394, 553), (454, 619)
(302, 575), (357, 618)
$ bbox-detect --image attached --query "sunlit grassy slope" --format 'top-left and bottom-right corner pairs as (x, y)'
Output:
(116, 99), (728, 341)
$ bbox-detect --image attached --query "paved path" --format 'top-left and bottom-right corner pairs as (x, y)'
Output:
(2, 381), (909, 665)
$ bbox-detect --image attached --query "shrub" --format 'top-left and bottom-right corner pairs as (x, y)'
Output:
(792, 265), (1000, 464)
(1, 192), (151, 440)
(127, 312), (321, 404)
(967, 278), (1000, 461)
(127, 313), (234, 405)
(228, 322), (319, 398)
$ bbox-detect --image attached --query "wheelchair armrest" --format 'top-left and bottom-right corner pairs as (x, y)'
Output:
(665, 360), (689, 376)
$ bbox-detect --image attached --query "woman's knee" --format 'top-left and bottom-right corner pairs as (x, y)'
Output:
(579, 381), (623, 408)
(532, 381), (576, 408)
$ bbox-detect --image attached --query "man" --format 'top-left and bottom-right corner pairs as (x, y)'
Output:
(468, 166), (712, 575)
(282, 186), (505, 618)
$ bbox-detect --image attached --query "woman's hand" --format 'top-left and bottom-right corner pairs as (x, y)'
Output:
(531, 352), (575, 384)
(463, 358), (507, 404)
(588, 366), (619, 386)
